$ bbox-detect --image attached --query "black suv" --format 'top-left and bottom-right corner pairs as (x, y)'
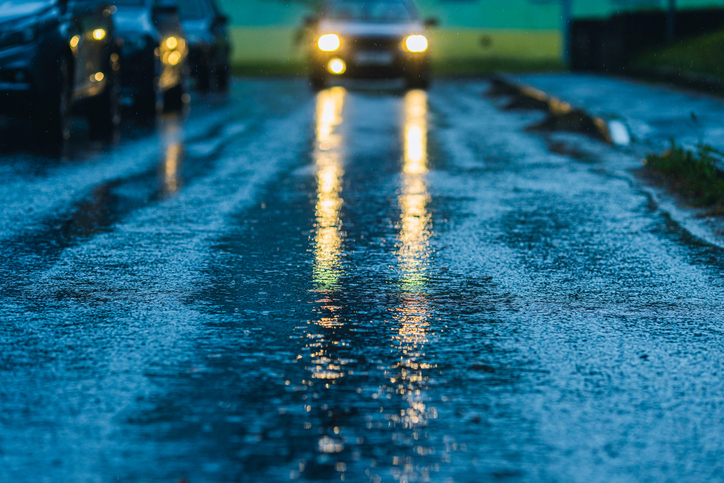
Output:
(112, 0), (188, 115)
(306, 0), (436, 90)
(0, 0), (121, 144)
(177, 0), (231, 91)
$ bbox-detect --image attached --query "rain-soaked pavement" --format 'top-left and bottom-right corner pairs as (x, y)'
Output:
(2, 79), (724, 482)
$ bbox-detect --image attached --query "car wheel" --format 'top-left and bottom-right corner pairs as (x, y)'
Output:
(197, 58), (211, 92)
(217, 62), (230, 91)
(163, 83), (185, 113)
(36, 55), (73, 146)
(88, 64), (121, 140)
(134, 75), (160, 118)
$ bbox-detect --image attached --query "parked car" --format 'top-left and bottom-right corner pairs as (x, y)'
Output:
(112, 0), (188, 115)
(305, 0), (436, 90)
(176, 0), (231, 91)
(0, 0), (122, 144)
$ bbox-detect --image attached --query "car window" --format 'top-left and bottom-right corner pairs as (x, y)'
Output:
(112, 0), (146, 5)
(176, 0), (209, 19)
(326, 0), (416, 22)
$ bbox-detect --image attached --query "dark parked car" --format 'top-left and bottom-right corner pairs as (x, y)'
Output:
(0, 0), (121, 144)
(177, 0), (231, 91)
(305, 0), (436, 90)
(112, 0), (188, 115)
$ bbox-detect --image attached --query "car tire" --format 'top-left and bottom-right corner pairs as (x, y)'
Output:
(310, 74), (326, 91)
(217, 62), (230, 91)
(197, 59), (211, 92)
(134, 74), (160, 118)
(163, 83), (185, 113)
(88, 65), (121, 140)
(35, 55), (73, 147)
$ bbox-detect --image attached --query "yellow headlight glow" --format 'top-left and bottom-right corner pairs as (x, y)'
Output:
(165, 36), (178, 49)
(93, 29), (106, 41)
(167, 51), (182, 66)
(327, 58), (346, 75)
(318, 34), (341, 52)
(405, 35), (428, 53)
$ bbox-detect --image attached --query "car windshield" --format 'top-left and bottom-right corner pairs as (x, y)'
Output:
(113, 0), (146, 5)
(326, 0), (416, 23)
(0, 0), (54, 10)
(176, 0), (208, 19)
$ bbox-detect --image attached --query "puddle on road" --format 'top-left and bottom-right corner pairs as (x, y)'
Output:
(123, 88), (533, 482)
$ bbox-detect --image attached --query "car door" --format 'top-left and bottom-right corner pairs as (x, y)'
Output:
(67, 0), (113, 99)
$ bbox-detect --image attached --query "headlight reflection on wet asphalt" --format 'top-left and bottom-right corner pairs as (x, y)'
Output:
(303, 87), (439, 482)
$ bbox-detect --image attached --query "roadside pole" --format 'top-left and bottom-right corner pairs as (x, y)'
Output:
(562, 0), (572, 67)
(667, 0), (676, 43)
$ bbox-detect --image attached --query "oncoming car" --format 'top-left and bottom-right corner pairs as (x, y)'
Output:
(306, 0), (436, 90)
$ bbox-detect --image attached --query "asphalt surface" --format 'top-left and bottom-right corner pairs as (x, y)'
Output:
(2, 79), (724, 483)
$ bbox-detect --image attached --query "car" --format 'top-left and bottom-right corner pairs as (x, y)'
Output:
(305, 0), (436, 90)
(0, 0), (122, 145)
(112, 0), (188, 115)
(176, 0), (231, 91)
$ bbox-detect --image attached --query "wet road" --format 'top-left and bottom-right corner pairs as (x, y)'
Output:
(2, 79), (724, 483)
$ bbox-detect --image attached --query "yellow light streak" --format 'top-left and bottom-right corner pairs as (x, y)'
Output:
(312, 87), (346, 293)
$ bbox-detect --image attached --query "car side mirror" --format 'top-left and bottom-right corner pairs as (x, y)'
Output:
(424, 18), (439, 28)
(214, 14), (229, 26)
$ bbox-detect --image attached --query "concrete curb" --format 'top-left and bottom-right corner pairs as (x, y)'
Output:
(488, 76), (632, 146)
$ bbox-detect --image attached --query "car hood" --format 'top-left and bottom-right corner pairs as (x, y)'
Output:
(181, 18), (211, 44)
(318, 19), (424, 38)
(113, 7), (154, 34)
(0, 1), (53, 23)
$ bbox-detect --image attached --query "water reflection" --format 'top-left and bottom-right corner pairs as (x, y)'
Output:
(399, 90), (432, 292)
(159, 115), (185, 196)
(390, 90), (437, 478)
(310, 87), (348, 385)
(313, 87), (347, 293)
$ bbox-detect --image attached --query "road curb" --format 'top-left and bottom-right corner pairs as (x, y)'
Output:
(628, 67), (724, 98)
(488, 76), (631, 146)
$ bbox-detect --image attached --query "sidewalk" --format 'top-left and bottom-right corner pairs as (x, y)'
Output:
(512, 73), (724, 153)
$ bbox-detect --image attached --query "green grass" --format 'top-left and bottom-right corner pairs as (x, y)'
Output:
(634, 30), (724, 79)
(645, 141), (724, 207)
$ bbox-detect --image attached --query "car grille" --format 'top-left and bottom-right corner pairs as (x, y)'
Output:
(347, 36), (401, 51)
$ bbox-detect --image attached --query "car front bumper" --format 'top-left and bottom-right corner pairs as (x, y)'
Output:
(309, 46), (430, 80)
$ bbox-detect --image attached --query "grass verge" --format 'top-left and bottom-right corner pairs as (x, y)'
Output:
(633, 30), (724, 80)
(645, 141), (724, 208)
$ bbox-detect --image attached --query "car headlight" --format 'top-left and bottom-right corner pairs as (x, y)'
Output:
(405, 35), (428, 53)
(318, 34), (340, 52)
(0, 17), (38, 49)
